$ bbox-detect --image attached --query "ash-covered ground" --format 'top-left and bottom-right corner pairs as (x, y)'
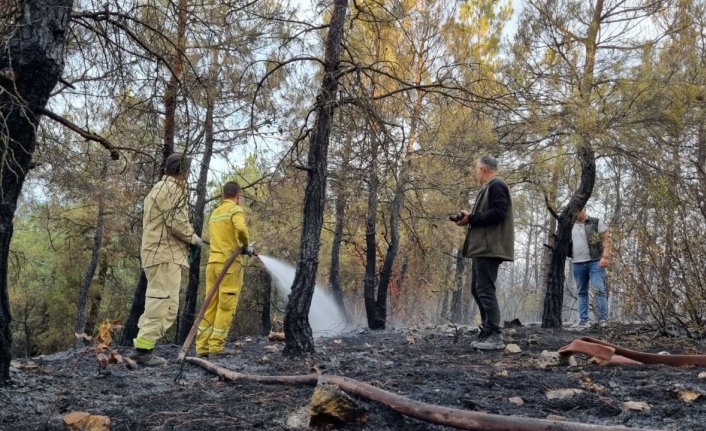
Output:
(2, 323), (706, 430)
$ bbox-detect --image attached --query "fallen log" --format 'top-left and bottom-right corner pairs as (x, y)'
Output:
(185, 356), (654, 431)
(187, 356), (318, 385)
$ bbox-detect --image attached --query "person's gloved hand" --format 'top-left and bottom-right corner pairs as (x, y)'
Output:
(188, 244), (201, 265)
(243, 244), (256, 256)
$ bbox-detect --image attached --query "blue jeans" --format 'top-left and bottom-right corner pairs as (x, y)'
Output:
(572, 260), (607, 322)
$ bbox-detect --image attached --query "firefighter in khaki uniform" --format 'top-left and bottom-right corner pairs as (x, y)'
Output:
(131, 154), (202, 367)
(196, 181), (254, 357)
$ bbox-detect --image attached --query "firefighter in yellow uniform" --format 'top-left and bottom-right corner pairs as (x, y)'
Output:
(131, 153), (202, 367)
(196, 181), (252, 357)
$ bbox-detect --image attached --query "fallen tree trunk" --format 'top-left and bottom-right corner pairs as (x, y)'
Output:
(185, 357), (654, 431)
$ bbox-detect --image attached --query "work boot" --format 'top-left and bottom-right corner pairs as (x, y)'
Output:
(570, 320), (591, 330)
(129, 348), (168, 367)
(470, 329), (488, 348)
(473, 333), (505, 351)
(210, 347), (236, 356)
(196, 351), (209, 358)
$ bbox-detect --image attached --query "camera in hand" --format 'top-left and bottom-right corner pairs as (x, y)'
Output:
(449, 212), (465, 222)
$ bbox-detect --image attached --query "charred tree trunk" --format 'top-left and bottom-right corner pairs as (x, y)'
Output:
(363, 133), (381, 329)
(160, 0), (188, 174)
(390, 258), (408, 319)
(328, 129), (353, 323)
(541, 0), (603, 328)
(0, 0), (72, 384)
(462, 262), (476, 324)
(283, 0), (348, 357)
(450, 249), (466, 322)
(373, 41), (425, 329)
(175, 51), (218, 344)
(119, 272), (147, 346)
(85, 248), (109, 337)
(542, 147), (596, 328)
(375, 171), (405, 329)
(75, 160), (107, 346)
(261, 269), (272, 336)
(540, 143), (563, 307)
(329, 192), (351, 322)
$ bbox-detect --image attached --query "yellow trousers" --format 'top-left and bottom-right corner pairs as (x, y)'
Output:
(195, 261), (243, 354)
(133, 262), (184, 350)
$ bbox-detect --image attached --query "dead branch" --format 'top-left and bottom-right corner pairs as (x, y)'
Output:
(185, 356), (318, 385)
(38, 108), (120, 160)
(185, 357), (654, 431)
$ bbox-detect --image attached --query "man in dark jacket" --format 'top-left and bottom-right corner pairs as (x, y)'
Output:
(454, 156), (514, 350)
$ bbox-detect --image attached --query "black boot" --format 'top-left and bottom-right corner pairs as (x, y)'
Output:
(129, 348), (168, 367)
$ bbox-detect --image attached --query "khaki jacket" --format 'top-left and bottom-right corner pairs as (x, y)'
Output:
(141, 176), (200, 268)
(207, 200), (249, 267)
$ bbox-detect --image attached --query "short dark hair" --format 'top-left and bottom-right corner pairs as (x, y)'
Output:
(479, 155), (498, 171)
(164, 153), (191, 176)
(223, 181), (242, 199)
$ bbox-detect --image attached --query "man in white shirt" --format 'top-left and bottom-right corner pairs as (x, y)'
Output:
(570, 207), (611, 328)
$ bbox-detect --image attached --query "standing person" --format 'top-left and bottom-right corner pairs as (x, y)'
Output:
(131, 153), (202, 367)
(453, 156), (514, 351)
(195, 181), (254, 357)
(570, 207), (611, 328)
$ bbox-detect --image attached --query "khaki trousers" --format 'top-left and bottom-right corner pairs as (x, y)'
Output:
(195, 261), (243, 354)
(133, 262), (184, 350)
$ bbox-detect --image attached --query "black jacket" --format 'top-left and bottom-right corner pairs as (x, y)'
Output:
(462, 177), (514, 261)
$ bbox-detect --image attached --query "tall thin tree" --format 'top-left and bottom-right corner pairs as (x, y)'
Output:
(283, 0), (349, 356)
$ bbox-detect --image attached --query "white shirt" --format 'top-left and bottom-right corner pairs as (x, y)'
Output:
(572, 218), (607, 263)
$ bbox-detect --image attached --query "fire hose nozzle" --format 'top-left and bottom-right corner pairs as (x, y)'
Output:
(244, 243), (259, 257)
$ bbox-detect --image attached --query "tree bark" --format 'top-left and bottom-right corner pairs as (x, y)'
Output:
(74, 160), (107, 346)
(119, 271), (147, 346)
(283, 0), (348, 357)
(540, 143), (563, 303)
(0, 0), (72, 384)
(261, 269), (272, 336)
(160, 0), (188, 174)
(450, 249), (466, 322)
(363, 132), (381, 329)
(85, 247), (109, 337)
(372, 36), (426, 329)
(175, 50), (218, 344)
(541, 0), (603, 328)
(375, 173), (404, 329)
(328, 128), (353, 323)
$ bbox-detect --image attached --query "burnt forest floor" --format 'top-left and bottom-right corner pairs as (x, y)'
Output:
(2, 322), (706, 430)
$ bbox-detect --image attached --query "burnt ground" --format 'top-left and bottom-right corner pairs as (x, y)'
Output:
(2, 323), (706, 431)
